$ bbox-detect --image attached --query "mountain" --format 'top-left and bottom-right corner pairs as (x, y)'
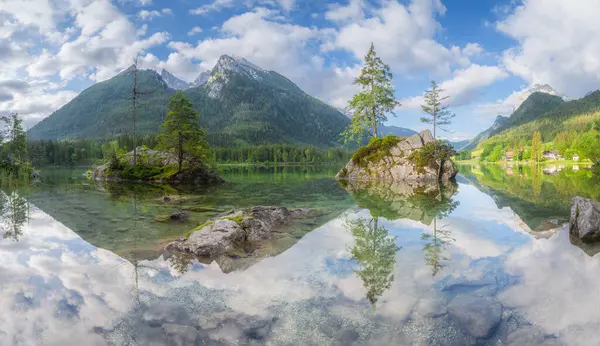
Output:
(471, 90), (600, 161)
(513, 84), (567, 111)
(379, 126), (417, 137)
(28, 55), (350, 147)
(463, 115), (510, 151)
(465, 91), (565, 150)
(449, 140), (470, 151)
(160, 69), (189, 90)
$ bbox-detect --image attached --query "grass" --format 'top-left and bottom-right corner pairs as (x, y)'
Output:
(351, 135), (401, 168)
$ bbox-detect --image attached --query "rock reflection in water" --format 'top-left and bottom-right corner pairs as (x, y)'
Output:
(345, 216), (400, 308)
(340, 179), (459, 225)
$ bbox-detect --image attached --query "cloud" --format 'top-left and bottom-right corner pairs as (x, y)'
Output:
(187, 26), (204, 36)
(137, 8), (172, 21)
(497, 0), (600, 97)
(402, 65), (509, 109)
(190, 0), (235, 16)
(324, 0), (479, 77)
(325, 0), (366, 24)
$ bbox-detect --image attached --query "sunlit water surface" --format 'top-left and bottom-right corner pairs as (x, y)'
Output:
(1, 164), (599, 345)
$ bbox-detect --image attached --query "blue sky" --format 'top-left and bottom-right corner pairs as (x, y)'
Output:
(1, 0), (599, 140)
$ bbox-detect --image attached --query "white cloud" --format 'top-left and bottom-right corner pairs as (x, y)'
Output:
(324, 0), (479, 77)
(325, 0), (366, 24)
(474, 88), (525, 121)
(497, 0), (600, 97)
(402, 65), (509, 110)
(137, 8), (172, 21)
(187, 26), (204, 36)
(190, 0), (235, 16)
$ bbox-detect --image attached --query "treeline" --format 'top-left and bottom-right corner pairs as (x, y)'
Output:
(214, 145), (351, 164)
(27, 135), (352, 166)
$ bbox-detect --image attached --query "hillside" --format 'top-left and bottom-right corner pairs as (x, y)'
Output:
(464, 92), (565, 150)
(472, 90), (600, 161)
(28, 55), (350, 148)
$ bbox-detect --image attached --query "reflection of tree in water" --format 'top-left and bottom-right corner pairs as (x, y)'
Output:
(422, 218), (454, 276)
(167, 252), (195, 274)
(346, 216), (401, 309)
(0, 189), (29, 242)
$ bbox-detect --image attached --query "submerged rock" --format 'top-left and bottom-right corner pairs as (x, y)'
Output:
(569, 197), (600, 243)
(155, 211), (190, 223)
(165, 206), (312, 258)
(337, 130), (458, 183)
(447, 295), (503, 339)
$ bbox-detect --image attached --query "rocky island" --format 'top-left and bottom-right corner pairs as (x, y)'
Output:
(337, 130), (458, 183)
(90, 147), (223, 185)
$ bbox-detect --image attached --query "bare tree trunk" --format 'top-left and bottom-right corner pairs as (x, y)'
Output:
(132, 54), (139, 169)
(177, 131), (183, 173)
(373, 115), (378, 138)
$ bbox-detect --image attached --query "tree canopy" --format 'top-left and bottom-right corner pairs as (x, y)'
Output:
(157, 91), (212, 172)
(421, 81), (455, 139)
(343, 43), (400, 145)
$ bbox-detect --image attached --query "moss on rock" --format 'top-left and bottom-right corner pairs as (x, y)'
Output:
(351, 135), (402, 168)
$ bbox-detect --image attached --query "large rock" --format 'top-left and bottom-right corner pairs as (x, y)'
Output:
(570, 197), (600, 243)
(447, 295), (503, 339)
(166, 206), (312, 258)
(337, 130), (457, 183)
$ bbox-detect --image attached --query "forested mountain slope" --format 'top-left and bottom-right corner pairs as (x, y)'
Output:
(28, 55), (351, 148)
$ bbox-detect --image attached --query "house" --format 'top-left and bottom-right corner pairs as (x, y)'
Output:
(573, 154), (580, 161)
(543, 150), (560, 161)
(505, 150), (514, 161)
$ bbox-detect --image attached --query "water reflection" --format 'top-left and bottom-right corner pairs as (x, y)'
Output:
(0, 189), (29, 242)
(345, 216), (400, 308)
(422, 218), (454, 276)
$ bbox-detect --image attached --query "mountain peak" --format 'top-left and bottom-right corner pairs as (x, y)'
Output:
(118, 64), (137, 76)
(514, 84), (567, 111)
(160, 69), (189, 90)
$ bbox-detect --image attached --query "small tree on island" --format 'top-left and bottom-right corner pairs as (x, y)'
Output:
(420, 81), (455, 139)
(157, 91), (211, 173)
(342, 43), (400, 145)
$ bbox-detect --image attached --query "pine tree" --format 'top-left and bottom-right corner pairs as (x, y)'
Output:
(343, 43), (400, 144)
(157, 91), (211, 173)
(421, 81), (455, 139)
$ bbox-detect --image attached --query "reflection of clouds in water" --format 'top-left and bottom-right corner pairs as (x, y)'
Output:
(500, 229), (600, 345)
(0, 207), (135, 345)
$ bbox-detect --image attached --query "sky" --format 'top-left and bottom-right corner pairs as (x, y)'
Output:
(1, 0), (600, 141)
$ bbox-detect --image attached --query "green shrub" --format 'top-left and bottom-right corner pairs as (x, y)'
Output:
(408, 141), (456, 172)
(351, 135), (401, 168)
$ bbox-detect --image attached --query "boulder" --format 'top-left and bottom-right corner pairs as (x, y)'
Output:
(447, 295), (503, 339)
(336, 130), (457, 183)
(569, 197), (600, 243)
(165, 206), (312, 258)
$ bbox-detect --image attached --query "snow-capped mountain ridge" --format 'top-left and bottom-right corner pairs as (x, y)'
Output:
(514, 84), (568, 111)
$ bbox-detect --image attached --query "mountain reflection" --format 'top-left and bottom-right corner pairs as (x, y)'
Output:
(345, 216), (400, 309)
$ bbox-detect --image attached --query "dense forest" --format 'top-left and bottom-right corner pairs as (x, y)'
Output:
(26, 135), (352, 167)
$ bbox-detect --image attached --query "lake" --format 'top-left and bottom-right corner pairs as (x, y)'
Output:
(1, 163), (599, 345)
